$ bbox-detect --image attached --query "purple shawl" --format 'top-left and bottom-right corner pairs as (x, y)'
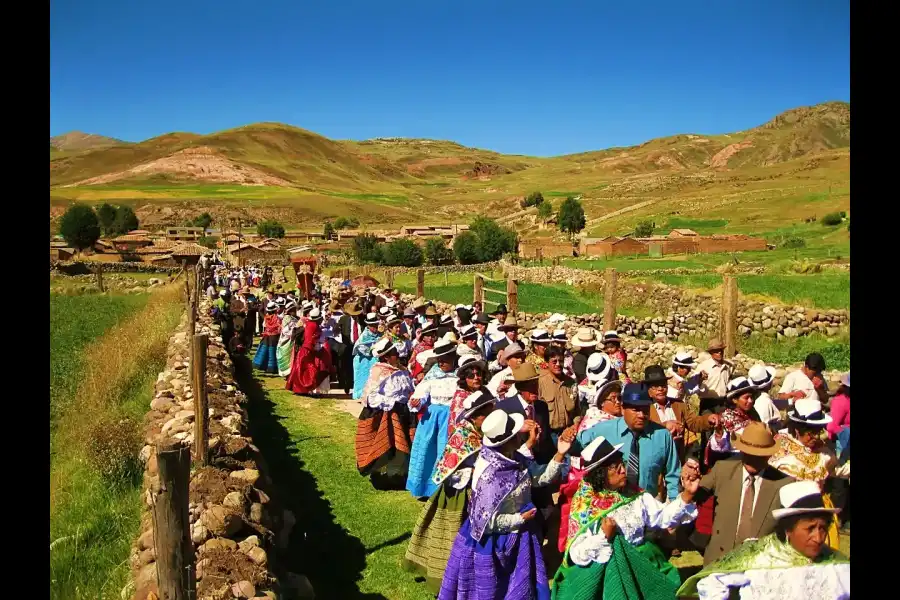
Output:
(469, 446), (528, 543)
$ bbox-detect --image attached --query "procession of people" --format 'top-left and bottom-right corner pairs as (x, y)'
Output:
(206, 261), (850, 600)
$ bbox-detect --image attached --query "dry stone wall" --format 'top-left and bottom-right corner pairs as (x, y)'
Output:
(131, 298), (310, 600)
(52, 260), (182, 274)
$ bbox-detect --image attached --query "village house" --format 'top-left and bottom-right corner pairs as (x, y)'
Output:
(165, 226), (206, 242)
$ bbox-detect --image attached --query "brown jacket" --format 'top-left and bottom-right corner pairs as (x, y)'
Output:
(538, 371), (577, 431)
(695, 459), (793, 565)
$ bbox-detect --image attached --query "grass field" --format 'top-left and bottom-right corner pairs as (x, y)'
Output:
(50, 286), (183, 599)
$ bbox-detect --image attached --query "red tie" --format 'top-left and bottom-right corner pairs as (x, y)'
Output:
(353, 321), (359, 342)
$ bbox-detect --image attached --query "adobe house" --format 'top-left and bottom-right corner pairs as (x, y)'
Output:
(165, 226), (205, 242)
(668, 228), (699, 239)
(519, 239), (575, 259)
(170, 242), (208, 266)
(581, 236), (648, 258)
(112, 233), (154, 253)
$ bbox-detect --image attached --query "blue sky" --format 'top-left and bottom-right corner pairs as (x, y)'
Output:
(50, 0), (849, 157)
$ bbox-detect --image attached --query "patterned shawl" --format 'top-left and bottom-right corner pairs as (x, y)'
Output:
(279, 314), (298, 346)
(469, 447), (529, 542)
(352, 328), (382, 358)
(423, 362), (456, 382)
(361, 362), (401, 404)
(448, 388), (471, 427)
(769, 432), (834, 484)
(721, 407), (755, 434)
(566, 478), (642, 551)
(263, 313), (281, 337)
(432, 420), (483, 485)
(409, 339), (434, 365)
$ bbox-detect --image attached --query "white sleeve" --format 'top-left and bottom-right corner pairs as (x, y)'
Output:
(408, 380), (431, 412)
(708, 431), (733, 453)
(369, 372), (415, 410)
(448, 467), (473, 490)
(642, 493), (698, 529)
(568, 523), (613, 566)
(696, 573), (750, 600)
(529, 458), (563, 488)
(778, 372), (795, 395)
(491, 512), (526, 533)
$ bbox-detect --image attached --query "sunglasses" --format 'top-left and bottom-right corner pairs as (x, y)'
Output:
(548, 358), (564, 365)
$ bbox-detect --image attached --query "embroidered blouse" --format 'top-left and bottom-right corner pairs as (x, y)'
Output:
(471, 453), (562, 535)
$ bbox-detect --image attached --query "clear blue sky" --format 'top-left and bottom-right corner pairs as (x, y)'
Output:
(50, 0), (849, 157)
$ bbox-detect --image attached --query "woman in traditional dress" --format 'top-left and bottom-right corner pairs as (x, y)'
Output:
(677, 481), (849, 600)
(355, 338), (417, 489)
(768, 398), (841, 551)
(406, 340), (460, 499)
(439, 409), (571, 600)
(252, 301), (281, 374)
(384, 314), (412, 361)
(351, 313), (383, 400)
(410, 323), (439, 381)
(276, 301), (299, 378)
(602, 330), (630, 383)
(285, 308), (334, 395)
(556, 377), (623, 552)
(552, 436), (700, 600)
(403, 390), (498, 593)
(575, 353), (616, 415)
(448, 356), (490, 429)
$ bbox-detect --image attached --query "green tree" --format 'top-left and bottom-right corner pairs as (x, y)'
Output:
(323, 221), (336, 240)
(96, 203), (117, 236)
(469, 216), (518, 262)
(352, 233), (383, 264)
(557, 196), (586, 239)
(59, 204), (101, 251)
(821, 212), (843, 226)
(537, 200), (553, 221)
(332, 216), (360, 230)
(453, 231), (481, 265)
(424, 237), (454, 265)
(381, 239), (424, 267)
(257, 220), (286, 238)
(197, 236), (220, 249)
(521, 191), (545, 208)
(192, 212), (213, 229)
(634, 220), (655, 237)
(111, 205), (139, 235)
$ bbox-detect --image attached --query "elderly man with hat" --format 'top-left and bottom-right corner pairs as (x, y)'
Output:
(401, 306), (420, 340)
(486, 343), (527, 398)
(484, 303), (509, 359)
(685, 422), (793, 562)
(570, 327), (602, 383)
(456, 324), (484, 360)
(645, 364), (720, 463)
(777, 352), (829, 407)
(696, 338), (735, 413)
(576, 382), (682, 502)
(487, 314), (523, 363)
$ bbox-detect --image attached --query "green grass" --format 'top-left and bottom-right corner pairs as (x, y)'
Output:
(650, 272), (850, 310)
(50, 289), (183, 599)
(49, 293), (149, 424)
(679, 332), (850, 371)
(240, 369), (432, 600)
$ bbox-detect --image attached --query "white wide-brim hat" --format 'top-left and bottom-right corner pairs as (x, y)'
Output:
(364, 313), (381, 326)
(572, 327), (601, 348)
(579, 436), (625, 475)
(788, 398), (832, 426)
(772, 480), (841, 520)
(455, 390), (498, 424)
(748, 364), (777, 389)
(671, 351), (696, 370)
(586, 353), (613, 383)
(482, 410), (526, 448)
(372, 337), (397, 358)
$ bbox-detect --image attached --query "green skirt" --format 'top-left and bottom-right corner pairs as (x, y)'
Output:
(402, 482), (470, 594)
(552, 537), (681, 600)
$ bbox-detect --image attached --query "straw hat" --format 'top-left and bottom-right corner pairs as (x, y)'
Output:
(772, 481), (841, 520)
(732, 422), (779, 456)
(501, 343), (527, 362)
(572, 327), (601, 348)
(343, 300), (363, 316)
(481, 410), (526, 448)
(707, 338), (726, 352)
(424, 306), (440, 317)
(412, 297), (428, 310)
(498, 316), (523, 332)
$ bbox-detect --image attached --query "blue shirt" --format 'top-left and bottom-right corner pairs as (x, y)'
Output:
(576, 416), (681, 500)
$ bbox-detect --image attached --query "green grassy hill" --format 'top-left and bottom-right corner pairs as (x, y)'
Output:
(49, 101), (850, 229)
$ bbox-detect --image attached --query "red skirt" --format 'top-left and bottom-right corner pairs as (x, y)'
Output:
(286, 345), (334, 394)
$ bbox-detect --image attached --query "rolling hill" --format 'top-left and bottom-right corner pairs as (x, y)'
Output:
(49, 101), (849, 232)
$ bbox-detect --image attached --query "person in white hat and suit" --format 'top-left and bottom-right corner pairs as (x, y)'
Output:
(748, 364), (781, 431)
(678, 479), (849, 600)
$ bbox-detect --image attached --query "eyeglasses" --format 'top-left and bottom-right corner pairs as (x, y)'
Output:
(548, 358), (564, 365)
(465, 373), (483, 379)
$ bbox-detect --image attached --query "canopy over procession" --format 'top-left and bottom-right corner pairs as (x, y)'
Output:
(203, 256), (850, 600)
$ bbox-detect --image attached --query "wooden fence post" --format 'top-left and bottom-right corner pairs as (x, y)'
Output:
(152, 441), (195, 600)
(721, 274), (738, 357)
(95, 264), (104, 293)
(343, 267), (350, 281)
(192, 333), (209, 466)
(603, 268), (618, 332)
(416, 269), (425, 298)
(506, 277), (519, 314)
(444, 269), (449, 287)
(385, 268), (394, 289)
(474, 275), (484, 306)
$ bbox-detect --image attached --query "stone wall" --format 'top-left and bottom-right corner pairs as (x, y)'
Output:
(131, 299), (310, 600)
(52, 260), (181, 274)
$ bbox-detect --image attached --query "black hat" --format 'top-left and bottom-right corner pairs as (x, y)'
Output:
(805, 352), (826, 373)
(490, 304), (508, 316)
(620, 382), (651, 407)
(642, 365), (668, 387)
(420, 322), (439, 337)
(473, 312), (491, 325)
(579, 436), (625, 474)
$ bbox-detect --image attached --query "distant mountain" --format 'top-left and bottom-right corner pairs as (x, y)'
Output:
(50, 131), (126, 151)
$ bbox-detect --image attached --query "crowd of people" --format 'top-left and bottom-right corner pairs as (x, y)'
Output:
(210, 266), (851, 600)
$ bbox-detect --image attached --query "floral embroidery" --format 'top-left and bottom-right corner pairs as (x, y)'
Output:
(432, 421), (482, 485)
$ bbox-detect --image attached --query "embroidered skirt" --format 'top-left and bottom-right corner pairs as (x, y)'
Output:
(355, 404), (417, 490)
(403, 483), (470, 594)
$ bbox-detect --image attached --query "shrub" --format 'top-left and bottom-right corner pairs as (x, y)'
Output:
(634, 220), (654, 238)
(96, 203), (117, 236)
(469, 216), (518, 262)
(558, 196), (586, 239)
(257, 220), (286, 238)
(110, 206), (139, 236)
(521, 192), (544, 209)
(197, 236), (220, 249)
(839, 211), (846, 218)
(780, 236), (806, 249)
(424, 237), (454, 265)
(453, 231), (482, 264)
(381, 239), (424, 267)
(333, 216), (360, 230)
(85, 415), (142, 484)
(352, 233), (383, 264)
(323, 221), (335, 240)
(59, 204), (101, 251)
(191, 212), (213, 229)
(821, 212), (843, 226)
(537, 200), (554, 220)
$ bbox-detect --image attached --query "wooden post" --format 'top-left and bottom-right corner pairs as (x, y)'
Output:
(444, 269), (449, 287)
(192, 267), (200, 335)
(152, 441), (195, 600)
(385, 268), (394, 289)
(416, 269), (425, 298)
(722, 274), (738, 357)
(603, 268), (618, 332)
(95, 264), (104, 292)
(506, 277), (519, 314)
(192, 333), (209, 466)
(474, 275), (484, 306)
(343, 267), (350, 281)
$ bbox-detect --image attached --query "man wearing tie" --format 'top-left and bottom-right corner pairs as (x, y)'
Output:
(576, 382), (681, 501)
(337, 300), (364, 396)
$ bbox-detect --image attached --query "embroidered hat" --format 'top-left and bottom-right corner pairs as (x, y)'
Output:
(482, 410), (526, 448)
(580, 436), (625, 474)
(772, 481), (841, 520)
(455, 390), (498, 424)
(788, 398), (832, 427)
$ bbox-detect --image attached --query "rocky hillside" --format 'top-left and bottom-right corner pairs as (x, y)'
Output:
(50, 131), (125, 151)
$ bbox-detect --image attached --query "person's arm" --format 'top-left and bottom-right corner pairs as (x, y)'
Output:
(682, 401), (714, 433)
(693, 462), (718, 505)
(826, 397), (848, 439)
(662, 432), (682, 501)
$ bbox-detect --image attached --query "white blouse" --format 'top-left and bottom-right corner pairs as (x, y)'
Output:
(409, 374), (458, 410)
(471, 453), (563, 535)
(568, 493), (698, 566)
(696, 563), (851, 600)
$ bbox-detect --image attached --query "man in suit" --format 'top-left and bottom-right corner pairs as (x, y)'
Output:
(337, 300), (364, 395)
(401, 306), (420, 341)
(686, 422), (793, 564)
(645, 364), (719, 462)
